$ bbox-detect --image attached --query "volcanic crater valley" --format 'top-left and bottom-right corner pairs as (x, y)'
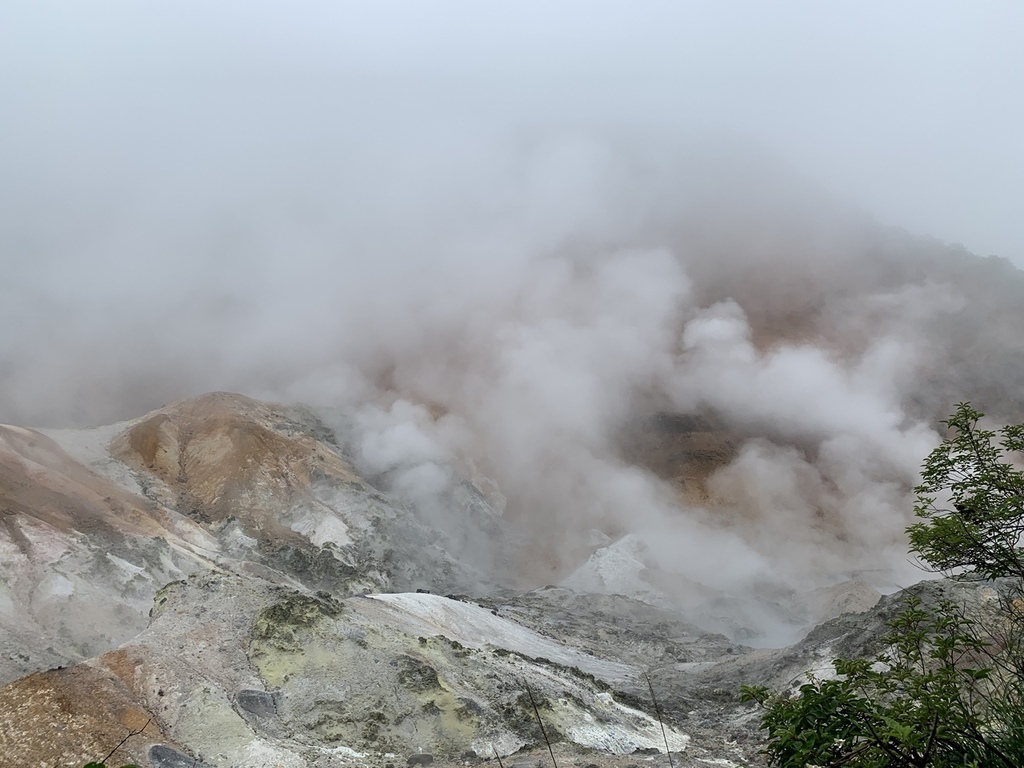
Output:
(0, 388), (1002, 768)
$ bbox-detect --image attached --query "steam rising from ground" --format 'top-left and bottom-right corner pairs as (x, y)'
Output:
(4, 5), (1023, 640)
(0, 131), (987, 610)
(316, 211), (946, 599)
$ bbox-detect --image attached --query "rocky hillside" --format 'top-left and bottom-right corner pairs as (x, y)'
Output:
(0, 391), (962, 768)
(0, 393), (493, 683)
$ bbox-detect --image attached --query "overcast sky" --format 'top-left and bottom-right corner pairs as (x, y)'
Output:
(1, 1), (1021, 264)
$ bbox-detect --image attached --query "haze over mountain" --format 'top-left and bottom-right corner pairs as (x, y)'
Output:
(4, 0), (1024, 640)
(1, 4), (1022, 766)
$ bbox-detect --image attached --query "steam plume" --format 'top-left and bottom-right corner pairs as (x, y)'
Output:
(3, 4), (1023, 642)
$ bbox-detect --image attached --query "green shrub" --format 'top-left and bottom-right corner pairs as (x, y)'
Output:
(743, 403), (1024, 767)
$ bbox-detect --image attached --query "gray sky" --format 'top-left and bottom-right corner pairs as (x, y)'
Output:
(2, 1), (1022, 262)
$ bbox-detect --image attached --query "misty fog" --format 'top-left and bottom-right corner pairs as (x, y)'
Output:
(3, 2), (1023, 639)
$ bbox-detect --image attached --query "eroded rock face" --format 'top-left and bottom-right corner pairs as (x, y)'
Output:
(109, 393), (364, 530)
(0, 663), (175, 768)
(0, 571), (709, 766)
(0, 421), (208, 682)
(0, 393), (496, 685)
(0, 392), (945, 768)
(106, 393), (491, 597)
(4, 557), (918, 767)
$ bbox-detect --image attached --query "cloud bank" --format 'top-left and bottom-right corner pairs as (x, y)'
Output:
(3, 3), (1023, 638)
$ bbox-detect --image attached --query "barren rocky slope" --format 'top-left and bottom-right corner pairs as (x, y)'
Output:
(0, 393), (494, 683)
(0, 392), (942, 768)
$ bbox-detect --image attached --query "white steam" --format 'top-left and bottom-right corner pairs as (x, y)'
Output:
(5, 4), (1021, 641)
(0, 127), (970, 629)
(317, 224), (943, 603)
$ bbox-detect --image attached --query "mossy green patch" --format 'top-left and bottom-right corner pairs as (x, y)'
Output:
(410, 685), (481, 756)
(250, 635), (351, 689)
(405, 645), (486, 755)
(396, 655), (441, 692)
(149, 578), (187, 619)
(251, 592), (342, 648)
